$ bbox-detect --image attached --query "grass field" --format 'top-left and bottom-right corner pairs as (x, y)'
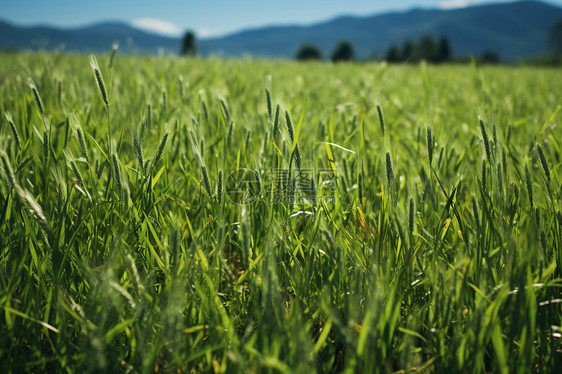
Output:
(1, 52), (562, 373)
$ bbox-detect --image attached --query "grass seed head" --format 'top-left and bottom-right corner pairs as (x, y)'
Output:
(112, 154), (122, 190)
(109, 43), (118, 68)
(497, 162), (503, 195)
(132, 130), (144, 170)
(481, 159), (487, 192)
(536, 144), (550, 182)
(284, 110), (295, 141)
(71, 161), (86, 190)
(513, 182), (519, 201)
(5, 112), (21, 151)
(265, 88), (272, 120)
(153, 133), (169, 169)
(17, 186), (50, 235)
(188, 130), (202, 164)
(200, 165), (212, 197)
(273, 104), (280, 140)
(385, 152), (394, 186)
(96, 160), (106, 179)
(377, 105), (385, 136)
(0, 153), (16, 189)
(294, 147), (302, 171)
(479, 119), (491, 161)
(43, 132), (49, 162)
(409, 197), (415, 232)
(27, 77), (44, 116)
(472, 196), (480, 233)
(358, 172), (363, 202)
(524, 164), (533, 207)
(502, 147), (507, 178)
(201, 100), (208, 121)
(217, 170), (223, 204)
(90, 55), (109, 109)
(220, 98), (230, 121)
(426, 126), (433, 165)
(227, 121), (234, 146)
(70, 116), (89, 163)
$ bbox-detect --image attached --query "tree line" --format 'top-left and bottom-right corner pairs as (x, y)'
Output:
(384, 35), (450, 63)
(295, 36), (453, 63)
(180, 18), (562, 64)
(296, 41), (354, 62)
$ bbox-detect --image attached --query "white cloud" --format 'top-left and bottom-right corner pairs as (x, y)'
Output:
(196, 28), (222, 38)
(132, 18), (181, 37)
(438, 0), (510, 9)
(438, 0), (470, 9)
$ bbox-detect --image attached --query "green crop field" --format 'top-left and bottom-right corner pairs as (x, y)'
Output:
(1, 52), (561, 373)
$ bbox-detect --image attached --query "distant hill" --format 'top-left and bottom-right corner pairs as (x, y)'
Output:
(1, 1), (562, 60)
(199, 1), (562, 60)
(0, 21), (179, 54)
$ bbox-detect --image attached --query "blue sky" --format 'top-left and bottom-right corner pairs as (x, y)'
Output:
(1, 0), (562, 38)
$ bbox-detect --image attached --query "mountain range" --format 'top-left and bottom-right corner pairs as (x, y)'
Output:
(1, 1), (561, 61)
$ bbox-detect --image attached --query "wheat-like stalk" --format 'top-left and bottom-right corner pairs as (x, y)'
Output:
(227, 121), (235, 147)
(133, 129), (144, 171)
(536, 144), (550, 183)
(201, 100), (208, 121)
(497, 162), (503, 195)
(5, 112), (21, 151)
(200, 166), (212, 197)
(220, 98), (230, 121)
(152, 133), (169, 170)
(284, 110), (302, 169)
(217, 170), (223, 204)
(112, 154), (122, 190)
(1, 153), (50, 235)
(273, 104), (280, 141)
(426, 126), (433, 166)
(90, 55), (109, 109)
(27, 77), (44, 117)
(17, 186), (51, 236)
(0, 153), (16, 189)
(479, 119), (491, 162)
(377, 105), (385, 136)
(71, 115), (89, 162)
(524, 164), (533, 207)
(472, 196), (480, 234)
(481, 159), (487, 192)
(385, 152), (394, 186)
(109, 43), (118, 68)
(43, 131), (49, 163)
(409, 197), (415, 232)
(265, 88), (272, 120)
(358, 172), (363, 202)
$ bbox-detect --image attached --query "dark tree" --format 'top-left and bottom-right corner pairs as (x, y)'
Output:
(479, 50), (501, 64)
(331, 41), (355, 62)
(548, 19), (562, 56)
(385, 45), (401, 62)
(181, 31), (196, 56)
(401, 40), (415, 61)
(416, 35), (438, 62)
(437, 36), (452, 62)
(295, 44), (322, 61)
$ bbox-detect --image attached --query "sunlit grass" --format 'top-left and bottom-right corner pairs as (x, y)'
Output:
(0, 52), (561, 373)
